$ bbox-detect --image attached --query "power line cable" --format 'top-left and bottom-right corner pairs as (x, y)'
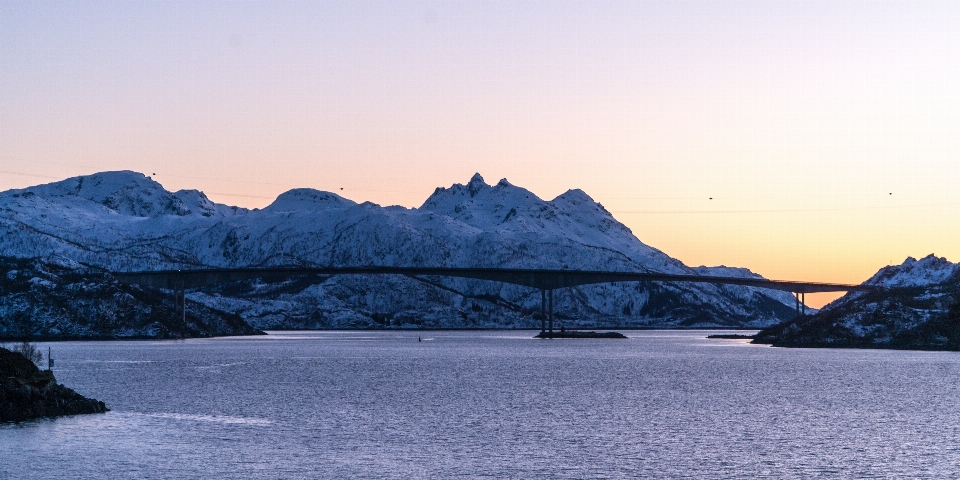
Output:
(610, 203), (960, 214)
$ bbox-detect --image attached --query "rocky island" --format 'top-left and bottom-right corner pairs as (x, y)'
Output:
(1, 347), (108, 422)
(535, 330), (627, 339)
(753, 255), (960, 350)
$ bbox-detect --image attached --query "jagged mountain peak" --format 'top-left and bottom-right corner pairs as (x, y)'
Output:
(469, 172), (485, 185)
(432, 173), (538, 198)
(553, 188), (593, 203)
(416, 174), (653, 253)
(464, 173), (488, 197)
(264, 188), (357, 212)
(0, 170), (803, 332)
(865, 254), (958, 288)
(3, 170), (241, 218)
(420, 173), (544, 214)
(550, 189), (610, 217)
(756, 253), (960, 350)
(172, 189), (246, 217)
(693, 265), (763, 279)
(418, 173), (556, 229)
(25, 170), (162, 199)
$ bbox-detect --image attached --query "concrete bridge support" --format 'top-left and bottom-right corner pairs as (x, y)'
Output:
(170, 273), (188, 331)
(549, 289), (554, 334)
(540, 289), (546, 333)
(174, 288), (187, 329)
(538, 288), (556, 334)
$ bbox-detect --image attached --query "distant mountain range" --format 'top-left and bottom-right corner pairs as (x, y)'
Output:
(0, 171), (802, 338)
(755, 255), (960, 350)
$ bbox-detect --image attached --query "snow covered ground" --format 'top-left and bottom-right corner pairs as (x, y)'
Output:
(0, 171), (803, 331)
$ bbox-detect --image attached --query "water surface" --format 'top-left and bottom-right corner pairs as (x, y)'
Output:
(3, 330), (959, 478)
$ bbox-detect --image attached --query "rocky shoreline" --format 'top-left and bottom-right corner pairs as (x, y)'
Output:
(738, 256), (960, 351)
(1, 347), (108, 423)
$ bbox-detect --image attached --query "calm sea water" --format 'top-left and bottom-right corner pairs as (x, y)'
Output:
(3, 330), (960, 478)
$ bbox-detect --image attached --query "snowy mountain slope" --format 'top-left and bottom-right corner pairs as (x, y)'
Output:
(863, 255), (960, 288)
(0, 171), (800, 332)
(754, 255), (960, 350)
(0, 256), (260, 340)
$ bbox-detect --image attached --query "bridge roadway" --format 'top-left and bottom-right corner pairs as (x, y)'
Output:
(113, 266), (866, 293)
(114, 267), (870, 333)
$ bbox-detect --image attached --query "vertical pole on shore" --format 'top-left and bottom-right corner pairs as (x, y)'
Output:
(540, 289), (546, 333)
(548, 289), (554, 334)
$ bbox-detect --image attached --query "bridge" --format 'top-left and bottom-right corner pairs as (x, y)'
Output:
(113, 266), (871, 334)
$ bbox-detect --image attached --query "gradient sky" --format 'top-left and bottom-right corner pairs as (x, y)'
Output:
(3, 1), (960, 307)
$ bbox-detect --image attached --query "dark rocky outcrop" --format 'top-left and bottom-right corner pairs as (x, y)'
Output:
(0, 256), (264, 340)
(752, 286), (960, 350)
(753, 256), (960, 350)
(535, 330), (627, 339)
(1, 347), (108, 422)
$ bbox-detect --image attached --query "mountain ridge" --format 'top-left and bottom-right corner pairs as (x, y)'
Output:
(0, 170), (801, 336)
(754, 254), (960, 350)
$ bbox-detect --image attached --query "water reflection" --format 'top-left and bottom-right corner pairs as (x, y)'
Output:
(2, 330), (959, 478)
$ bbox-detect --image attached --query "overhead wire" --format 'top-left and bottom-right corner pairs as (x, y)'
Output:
(0, 157), (427, 195)
(3, 159), (958, 214)
(609, 202), (960, 214)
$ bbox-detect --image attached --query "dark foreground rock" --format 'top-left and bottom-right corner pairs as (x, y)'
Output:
(752, 291), (960, 350)
(753, 255), (960, 351)
(535, 330), (627, 339)
(1, 347), (107, 422)
(0, 256), (264, 340)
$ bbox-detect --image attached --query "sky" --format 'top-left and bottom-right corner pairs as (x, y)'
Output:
(2, 1), (960, 307)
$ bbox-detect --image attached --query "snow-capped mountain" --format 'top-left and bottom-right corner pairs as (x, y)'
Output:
(863, 255), (960, 288)
(754, 255), (960, 350)
(1, 170), (800, 336)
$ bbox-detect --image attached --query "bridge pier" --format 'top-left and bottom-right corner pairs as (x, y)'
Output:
(172, 272), (187, 331)
(173, 288), (187, 328)
(538, 289), (555, 334)
(794, 291), (806, 319)
(548, 289), (554, 334)
(540, 290), (546, 333)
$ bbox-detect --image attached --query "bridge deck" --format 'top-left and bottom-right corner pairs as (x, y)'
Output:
(112, 266), (868, 294)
